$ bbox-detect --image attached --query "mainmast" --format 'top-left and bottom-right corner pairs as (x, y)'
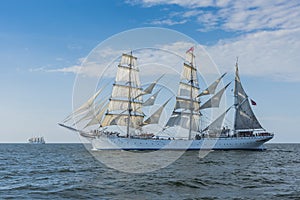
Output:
(165, 47), (201, 140)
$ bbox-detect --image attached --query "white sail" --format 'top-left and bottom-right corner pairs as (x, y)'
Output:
(234, 63), (263, 130)
(143, 74), (164, 94)
(116, 66), (140, 87)
(181, 63), (198, 85)
(111, 84), (143, 100)
(164, 50), (200, 138)
(120, 53), (137, 67)
(100, 52), (145, 133)
(84, 103), (109, 128)
(63, 86), (105, 122)
(178, 82), (199, 98)
(198, 73), (227, 97)
(108, 99), (142, 113)
(202, 108), (231, 132)
(73, 100), (106, 125)
(166, 112), (200, 132)
(142, 89), (161, 106)
(143, 98), (171, 125)
(185, 51), (195, 65)
(102, 113), (143, 128)
(199, 82), (230, 110)
(175, 96), (200, 111)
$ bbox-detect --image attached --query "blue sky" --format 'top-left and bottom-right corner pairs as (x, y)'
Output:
(0, 0), (299, 143)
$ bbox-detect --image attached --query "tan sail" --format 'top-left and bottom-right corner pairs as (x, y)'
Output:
(199, 82), (230, 110)
(63, 86), (105, 122)
(234, 62), (262, 130)
(84, 103), (108, 128)
(197, 73), (227, 97)
(143, 98), (171, 125)
(142, 89), (161, 106)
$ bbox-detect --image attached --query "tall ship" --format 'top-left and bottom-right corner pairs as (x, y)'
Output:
(28, 136), (45, 144)
(59, 49), (273, 150)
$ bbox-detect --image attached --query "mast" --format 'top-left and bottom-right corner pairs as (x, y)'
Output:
(233, 57), (239, 134)
(165, 47), (200, 140)
(188, 50), (195, 140)
(233, 57), (263, 133)
(127, 51), (133, 138)
(101, 53), (143, 133)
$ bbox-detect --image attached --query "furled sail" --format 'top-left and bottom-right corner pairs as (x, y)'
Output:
(197, 73), (227, 97)
(234, 62), (263, 130)
(142, 89), (161, 106)
(143, 98), (171, 125)
(199, 82), (230, 110)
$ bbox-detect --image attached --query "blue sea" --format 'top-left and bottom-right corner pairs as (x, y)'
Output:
(0, 143), (299, 199)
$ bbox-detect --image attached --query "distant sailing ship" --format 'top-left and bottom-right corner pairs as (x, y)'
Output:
(28, 136), (45, 144)
(59, 49), (274, 150)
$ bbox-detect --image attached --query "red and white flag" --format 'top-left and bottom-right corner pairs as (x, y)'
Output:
(186, 46), (194, 53)
(250, 99), (257, 106)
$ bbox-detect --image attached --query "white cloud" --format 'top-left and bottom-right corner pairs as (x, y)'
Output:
(40, 27), (300, 82)
(39, 41), (222, 88)
(129, 0), (300, 32)
(219, 0), (300, 32)
(122, 0), (300, 82)
(127, 0), (217, 8)
(207, 28), (300, 82)
(47, 65), (82, 74)
(150, 19), (187, 26)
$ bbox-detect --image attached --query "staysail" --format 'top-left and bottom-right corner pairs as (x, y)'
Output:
(197, 73), (227, 97)
(234, 61), (263, 130)
(84, 103), (109, 128)
(73, 100), (106, 125)
(63, 86), (106, 123)
(202, 107), (231, 133)
(199, 82), (230, 110)
(143, 98), (171, 125)
(143, 89), (161, 106)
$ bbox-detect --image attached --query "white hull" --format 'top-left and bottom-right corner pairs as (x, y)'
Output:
(28, 141), (45, 144)
(91, 135), (273, 151)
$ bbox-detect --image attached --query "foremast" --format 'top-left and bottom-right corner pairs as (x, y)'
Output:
(127, 52), (133, 138)
(101, 53), (144, 136)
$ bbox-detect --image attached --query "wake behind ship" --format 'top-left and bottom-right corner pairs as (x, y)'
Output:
(59, 48), (273, 150)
